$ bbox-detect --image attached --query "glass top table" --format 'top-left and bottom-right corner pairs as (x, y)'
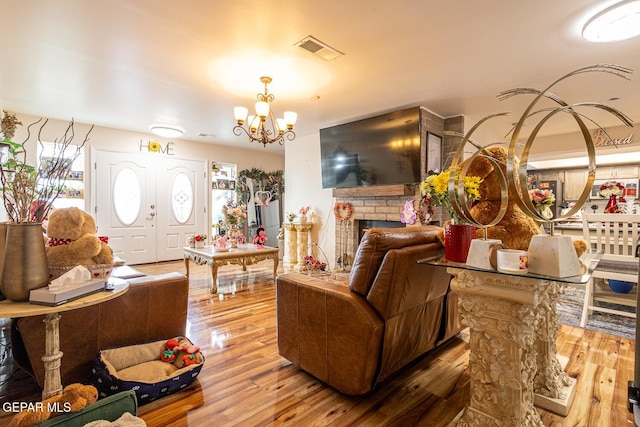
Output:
(418, 250), (604, 284)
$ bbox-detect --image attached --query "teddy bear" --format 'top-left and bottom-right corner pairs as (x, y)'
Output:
(9, 383), (98, 427)
(45, 207), (114, 268)
(437, 145), (587, 257)
(253, 226), (268, 248)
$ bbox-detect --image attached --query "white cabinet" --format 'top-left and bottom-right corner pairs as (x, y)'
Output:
(536, 170), (562, 181)
(563, 169), (588, 201)
(595, 164), (638, 179)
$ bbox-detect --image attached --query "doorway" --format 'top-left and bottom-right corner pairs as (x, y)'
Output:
(92, 148), (207, 264)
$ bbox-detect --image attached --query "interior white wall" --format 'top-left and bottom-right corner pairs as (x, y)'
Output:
(284, 133), (336, 268)
(5, 113), (284, 221)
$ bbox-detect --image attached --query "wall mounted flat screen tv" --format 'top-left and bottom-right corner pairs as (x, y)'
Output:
(320, 107), (422, 189)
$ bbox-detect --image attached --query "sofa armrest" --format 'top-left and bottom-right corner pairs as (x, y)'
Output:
(276, 273), (384, 395)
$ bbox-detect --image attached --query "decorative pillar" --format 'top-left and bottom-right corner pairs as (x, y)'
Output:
(295, 223), (313, 269)
(533, 279), (575, 415)
(448, 267), (576, 425)
(42, 313), (63, 399)
(284, 222), (297, 270)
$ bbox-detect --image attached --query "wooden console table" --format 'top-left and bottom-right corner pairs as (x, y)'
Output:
(420, 254), (600, 425)
(0, 280), (129, 399)
(184, 245), (279, 293)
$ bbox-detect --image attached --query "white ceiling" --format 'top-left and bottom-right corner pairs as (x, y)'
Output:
(1, 0), (638, 153)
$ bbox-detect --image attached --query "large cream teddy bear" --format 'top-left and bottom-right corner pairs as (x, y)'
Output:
(438, 145), (587, 255)
(45, 207), (114, 267)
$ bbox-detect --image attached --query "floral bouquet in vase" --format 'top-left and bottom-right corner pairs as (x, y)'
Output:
(598, 181), (625, 213)
(419, 168), (482, 262)
(189, 233), (207, 248)
(222, 200), (247, 227)
(528, 188), (555, 219)
(419, 168), (483, 224)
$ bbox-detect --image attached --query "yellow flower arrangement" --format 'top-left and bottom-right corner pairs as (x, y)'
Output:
(419, 168), (483, 223)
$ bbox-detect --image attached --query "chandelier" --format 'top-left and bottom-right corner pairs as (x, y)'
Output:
(233, 76), (297, 147)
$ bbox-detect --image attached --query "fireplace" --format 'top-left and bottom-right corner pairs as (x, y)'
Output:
(358, 220), (406, 241)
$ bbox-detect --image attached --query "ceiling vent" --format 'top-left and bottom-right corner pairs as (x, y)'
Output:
(295, 35), (344, 61)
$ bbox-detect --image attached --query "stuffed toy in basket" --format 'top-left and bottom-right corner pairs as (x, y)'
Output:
(91, 336), (204, 404)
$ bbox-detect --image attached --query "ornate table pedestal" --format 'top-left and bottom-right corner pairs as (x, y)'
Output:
(0, 280), (129, 399)
(295, 223), (313, 269)
(284, 222), (298, 270)
(283, 222), (313, 270)
(449, 268), (575, 426)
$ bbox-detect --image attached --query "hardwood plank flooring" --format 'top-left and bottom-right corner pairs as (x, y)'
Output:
(0, 259), (637, 426)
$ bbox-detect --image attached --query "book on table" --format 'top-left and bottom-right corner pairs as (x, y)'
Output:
(29, 278), (106, 306)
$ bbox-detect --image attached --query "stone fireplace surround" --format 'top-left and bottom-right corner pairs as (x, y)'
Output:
(334, 184), (451, 268)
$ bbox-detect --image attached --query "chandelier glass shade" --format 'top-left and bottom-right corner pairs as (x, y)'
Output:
(233, 76), (297, 147)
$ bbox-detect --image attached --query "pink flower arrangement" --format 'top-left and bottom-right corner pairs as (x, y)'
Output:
(222, 200), (247, 226)
(528, 188), (555, 208)
(598, 181), (625, 197)
(303, 255), (327, 271)
(299, 206), (311, 216)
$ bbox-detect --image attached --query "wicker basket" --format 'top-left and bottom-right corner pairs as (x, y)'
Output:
(48, 264), (115, 281)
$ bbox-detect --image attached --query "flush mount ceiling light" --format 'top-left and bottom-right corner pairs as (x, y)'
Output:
(150, 125), (184, 138)
(582, 0), (640, 42)
(233, 76), (297, 147)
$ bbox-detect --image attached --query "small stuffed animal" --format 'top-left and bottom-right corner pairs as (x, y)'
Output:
(9, 383), (98, 427)
(216, 235), (228, 249)
(173, 338), (203, 368)
(253, 227), (268, 247)
(45, 207), (114, 268)
(160, 337), (203, 368)
(160, 338), (180, 363)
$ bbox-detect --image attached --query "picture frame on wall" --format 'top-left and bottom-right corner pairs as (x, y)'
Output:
(67, 170), (83, 181)
(426, 132), (442, 173)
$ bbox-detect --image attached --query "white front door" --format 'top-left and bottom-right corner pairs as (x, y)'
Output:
(92, 148), (206, 264)
(155, 158), (207, 261)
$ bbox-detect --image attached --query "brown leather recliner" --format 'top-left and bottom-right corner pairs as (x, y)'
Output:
(276, 226), (462, 395)
(11, 272), (189, 388)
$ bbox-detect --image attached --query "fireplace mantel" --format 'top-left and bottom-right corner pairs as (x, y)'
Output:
(332, 184), (416, 198)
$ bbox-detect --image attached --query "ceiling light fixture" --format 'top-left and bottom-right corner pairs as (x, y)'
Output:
(582, 0), (640, 42)
(150, 125), (184, 138)
(233, 76), (297, 147)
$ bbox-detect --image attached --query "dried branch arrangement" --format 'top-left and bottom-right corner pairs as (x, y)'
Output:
(0, 111), (93, 223)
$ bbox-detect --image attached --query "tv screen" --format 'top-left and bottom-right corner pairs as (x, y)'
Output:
(320, 107), (422, 189)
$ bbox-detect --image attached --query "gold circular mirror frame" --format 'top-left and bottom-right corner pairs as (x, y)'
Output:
(446, 64), (633, 235)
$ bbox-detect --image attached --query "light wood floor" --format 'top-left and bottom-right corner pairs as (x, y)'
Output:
(1, 259), (637, 426)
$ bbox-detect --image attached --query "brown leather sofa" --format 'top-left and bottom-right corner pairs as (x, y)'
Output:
(11, 271), (189, 388)
(276, 226), (462, 395)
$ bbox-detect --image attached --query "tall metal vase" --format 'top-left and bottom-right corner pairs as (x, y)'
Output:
(0, 222), (6, 299)
(1, 222), (50, 302)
